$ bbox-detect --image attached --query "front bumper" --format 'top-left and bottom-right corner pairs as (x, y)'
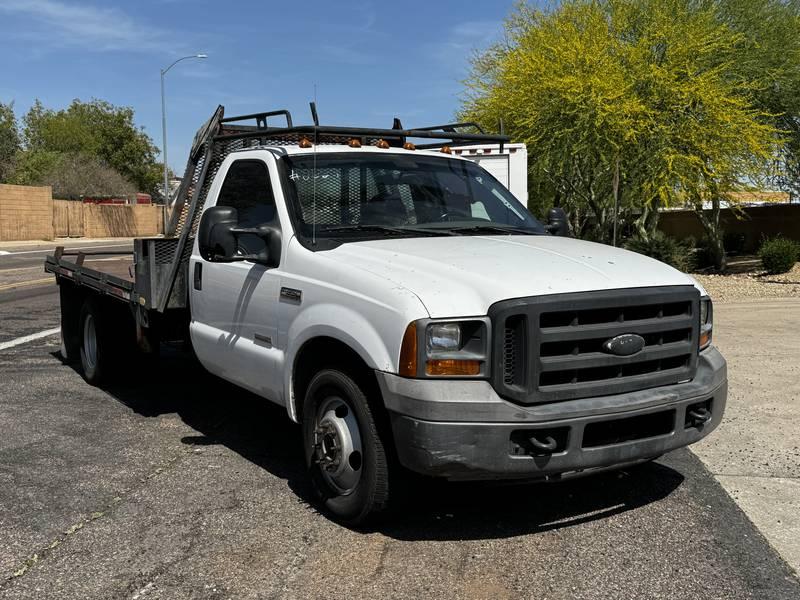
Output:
(377, 347), (727, 480)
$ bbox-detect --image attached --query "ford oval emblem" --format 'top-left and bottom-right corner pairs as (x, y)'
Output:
(602, 333), (645, 356)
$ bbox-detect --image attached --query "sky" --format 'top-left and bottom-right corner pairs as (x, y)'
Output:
(0, 0), (521, 172)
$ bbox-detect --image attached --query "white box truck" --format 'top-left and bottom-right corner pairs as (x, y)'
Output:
(452, 143), (528, 205)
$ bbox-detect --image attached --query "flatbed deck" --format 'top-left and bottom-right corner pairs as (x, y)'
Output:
(45, 248), (136, 302)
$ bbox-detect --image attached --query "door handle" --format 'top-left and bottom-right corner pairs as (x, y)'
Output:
(193, 262), (202, 291)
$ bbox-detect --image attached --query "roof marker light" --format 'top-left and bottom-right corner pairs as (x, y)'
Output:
(376, 139), (390, 149)
(348, 138), (362, 148)
(403, 142), (416, 151)
(299, 137), (313, 148)
(440, 145), (452, 154)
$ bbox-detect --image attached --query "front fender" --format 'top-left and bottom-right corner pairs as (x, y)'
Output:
(283, 303), (397, 422)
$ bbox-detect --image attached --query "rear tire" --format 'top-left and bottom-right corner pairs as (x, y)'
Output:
(59, 330), (73, 362)
(78, 299), (112, 385)
(302, 369), (391, 526)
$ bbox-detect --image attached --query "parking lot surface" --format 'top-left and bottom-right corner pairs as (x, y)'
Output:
(1, 244), (798, 599)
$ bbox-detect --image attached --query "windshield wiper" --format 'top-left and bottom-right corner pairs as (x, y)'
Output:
(319, 224), (457, 236)
(447, 224), (542, 236)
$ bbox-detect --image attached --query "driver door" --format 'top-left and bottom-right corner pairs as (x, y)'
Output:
(189, 158), (283, 401)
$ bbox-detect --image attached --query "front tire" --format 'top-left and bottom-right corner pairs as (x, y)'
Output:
(302, 369), (391, 526)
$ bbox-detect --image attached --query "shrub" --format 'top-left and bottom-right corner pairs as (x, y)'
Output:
(624, 231), (695, 272)
(758, 237), (799, 274)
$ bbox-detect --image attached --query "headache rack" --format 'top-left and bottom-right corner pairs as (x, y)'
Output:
(46, 103), (509, 317)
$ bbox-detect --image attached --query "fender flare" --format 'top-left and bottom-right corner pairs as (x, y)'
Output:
(284, 303), (395, 422)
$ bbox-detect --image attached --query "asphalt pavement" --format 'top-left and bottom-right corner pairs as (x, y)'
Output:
(0, 242), (798, 599)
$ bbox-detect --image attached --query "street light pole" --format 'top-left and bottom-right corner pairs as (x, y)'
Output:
(160, 54), (207, 206)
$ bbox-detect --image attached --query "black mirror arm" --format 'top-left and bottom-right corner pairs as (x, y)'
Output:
(208, 253), (262, 263)
(229, 226), (270, 238)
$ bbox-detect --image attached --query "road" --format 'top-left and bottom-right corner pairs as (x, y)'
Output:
(0, 240), (133, 344)
(0, 243), (798, 599)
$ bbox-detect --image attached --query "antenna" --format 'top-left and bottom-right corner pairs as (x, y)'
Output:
(311, 87), (318, 245)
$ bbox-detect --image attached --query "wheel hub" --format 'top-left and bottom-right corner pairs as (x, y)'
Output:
(313, 396), (363, 495)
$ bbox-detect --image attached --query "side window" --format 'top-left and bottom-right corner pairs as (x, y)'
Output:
(217, 160), (276, 226)
(217, 160), (276, 255)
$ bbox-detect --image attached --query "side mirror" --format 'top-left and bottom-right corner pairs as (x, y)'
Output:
(198, 206), (238, 261)
(545, 207), (570, 237)
(198, 205), (281, 266)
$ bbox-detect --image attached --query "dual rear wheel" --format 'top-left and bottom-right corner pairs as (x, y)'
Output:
(73, 297), (137, 385)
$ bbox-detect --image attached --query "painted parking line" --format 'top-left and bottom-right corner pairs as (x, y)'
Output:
(0, 327), (61, 351)
(0, 278), (54, 292)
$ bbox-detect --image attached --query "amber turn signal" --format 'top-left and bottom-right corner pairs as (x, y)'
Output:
(398, 322), (418, 377)
(699, 330), (712, 349)
(425, 359), (480, 376)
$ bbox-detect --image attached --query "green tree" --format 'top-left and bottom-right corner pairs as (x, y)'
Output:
(0, 101), (20, 183)
(462, 0), (780, 269)
(22, 99), (162, 196)
(9, 149), (61, 187)
(717, 0), (800, 199)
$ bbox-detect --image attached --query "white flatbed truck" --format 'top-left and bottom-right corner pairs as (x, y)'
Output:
(45, 105), (726, 525)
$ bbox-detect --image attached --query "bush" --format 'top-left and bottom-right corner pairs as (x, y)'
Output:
(624, 231), (695, 272)
(758, 237), (799, 274)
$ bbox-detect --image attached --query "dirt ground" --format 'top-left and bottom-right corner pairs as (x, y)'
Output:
(693, 257), (800, 302)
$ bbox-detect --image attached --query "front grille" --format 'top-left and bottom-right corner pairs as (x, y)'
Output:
(490, 286), (700, 404)
(503, 315), (527, 386)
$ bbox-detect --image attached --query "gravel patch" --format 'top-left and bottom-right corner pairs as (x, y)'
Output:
(693, 263), (800, 302)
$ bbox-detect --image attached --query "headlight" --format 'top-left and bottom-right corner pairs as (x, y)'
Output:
(699, 296), (713, 350)
(398, 319), (490, 378)
(427, 323), (461, 353)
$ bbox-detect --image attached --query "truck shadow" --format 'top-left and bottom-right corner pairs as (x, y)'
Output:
(57, 347), (685, 542)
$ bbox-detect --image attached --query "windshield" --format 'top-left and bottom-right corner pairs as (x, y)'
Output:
(281, 152), (546, 240)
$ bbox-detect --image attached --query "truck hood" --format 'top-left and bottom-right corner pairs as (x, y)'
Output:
(329, 235), (704, 318)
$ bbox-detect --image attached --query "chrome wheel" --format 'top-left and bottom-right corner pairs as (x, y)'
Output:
(82, 313), (97, 371)
(313, 395), (363, 495)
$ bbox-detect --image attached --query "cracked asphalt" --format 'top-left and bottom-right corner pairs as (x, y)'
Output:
(0, 243), (798, 599)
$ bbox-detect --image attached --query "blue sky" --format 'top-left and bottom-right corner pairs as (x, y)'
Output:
(0, 0), (520, 172)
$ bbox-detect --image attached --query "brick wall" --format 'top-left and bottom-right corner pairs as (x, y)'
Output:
(54, 200), (164, 238)
(0, 185), (164, 241)
(0, 184), (54, 241)
(82, 204), (163, 238)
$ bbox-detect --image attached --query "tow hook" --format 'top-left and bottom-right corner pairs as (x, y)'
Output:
(687, 407), (712, 427)
(528, 434), (558, 453)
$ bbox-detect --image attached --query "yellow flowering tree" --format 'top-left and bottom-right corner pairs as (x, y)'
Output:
(462, 0), (780, 270)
